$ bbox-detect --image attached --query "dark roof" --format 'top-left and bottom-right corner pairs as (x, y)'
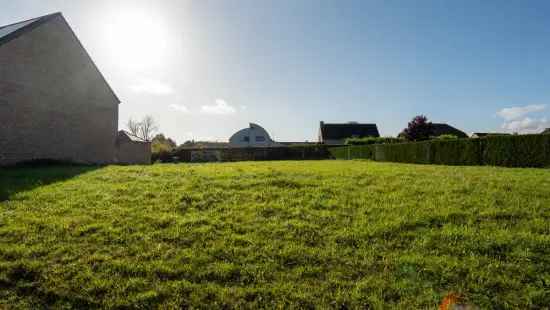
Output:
(431, 123), (468, 138)
(320, 122), (380, 140)
(542, 128), (550, 134)
(0, 12), (120, 104)
(0, 12), (60, 47)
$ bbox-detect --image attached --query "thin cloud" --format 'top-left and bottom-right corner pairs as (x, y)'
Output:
(129, 78), (174, 96)
(169, 104), (189, 113)
(496, 104), (546, 121)
(201, 99), (236, 115)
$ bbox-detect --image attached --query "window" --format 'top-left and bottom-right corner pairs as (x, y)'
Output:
(243, 136), (250, 142)
(255, 136), (266, 142)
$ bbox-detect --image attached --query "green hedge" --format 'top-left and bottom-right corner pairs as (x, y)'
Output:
(429, 139), (483, 166)
(330, 134), (550, 168)
(483, 135), (550, 167)
(375, 141), (432, 164)
(329, 145), (375, 160)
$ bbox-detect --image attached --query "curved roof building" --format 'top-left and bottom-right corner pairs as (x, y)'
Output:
(229, 123), (279, 148)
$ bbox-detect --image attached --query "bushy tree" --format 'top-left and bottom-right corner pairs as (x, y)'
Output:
(152, 134), (177, 153)
(399, 115), (434, 141)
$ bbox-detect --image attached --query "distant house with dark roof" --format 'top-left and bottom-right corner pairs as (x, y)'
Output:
(319, 121), (380, 145)
(431, 123), (468, 139)
(542, 128), (550, 135)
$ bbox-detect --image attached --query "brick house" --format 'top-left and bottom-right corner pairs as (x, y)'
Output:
(0, 13), (150, 166)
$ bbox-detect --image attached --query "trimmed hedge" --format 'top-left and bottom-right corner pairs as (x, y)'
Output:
(375, 141), (431, 164)
(329, 145), (375, 160)
(429, 139), (483, 166)
(483, 135), (550, 167)
(330, 134), (550, 168)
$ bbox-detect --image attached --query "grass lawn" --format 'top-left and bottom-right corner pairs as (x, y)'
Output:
(0, 161), (549, 308)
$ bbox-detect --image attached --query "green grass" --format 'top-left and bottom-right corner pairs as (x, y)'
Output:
(1, 161), (549, 308)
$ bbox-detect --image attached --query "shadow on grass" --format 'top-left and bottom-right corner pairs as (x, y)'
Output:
(0, 164), (99, 202)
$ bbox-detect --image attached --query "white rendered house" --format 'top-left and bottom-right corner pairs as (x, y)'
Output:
(229, 123), (280, 147)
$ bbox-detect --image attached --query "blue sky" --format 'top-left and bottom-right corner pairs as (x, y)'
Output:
(2, 0), (550, 142)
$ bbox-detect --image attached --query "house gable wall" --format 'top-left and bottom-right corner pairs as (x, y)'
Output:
(0, 15), (119, 166)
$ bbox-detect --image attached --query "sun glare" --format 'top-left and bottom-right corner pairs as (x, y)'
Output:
(103, 10), (169, 70)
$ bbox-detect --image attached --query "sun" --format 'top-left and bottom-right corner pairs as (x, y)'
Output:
(103, 10), (170, 70)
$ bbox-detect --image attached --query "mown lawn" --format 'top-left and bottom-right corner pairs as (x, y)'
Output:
(0, 161), (549, 308)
